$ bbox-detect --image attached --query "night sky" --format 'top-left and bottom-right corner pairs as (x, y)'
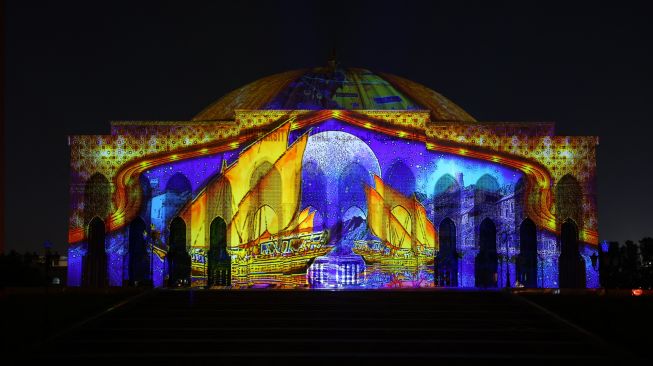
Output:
(4, 1), (653, 253)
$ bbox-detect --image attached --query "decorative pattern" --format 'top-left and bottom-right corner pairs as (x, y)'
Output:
(68, 71), (599, 290)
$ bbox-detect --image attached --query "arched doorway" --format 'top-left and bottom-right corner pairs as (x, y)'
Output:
(251, 162), (283, 227)
(517, 218), (538, 287)
(338, 162), (371, 222)
(166, 172), (192, 193)
(383, 160), (415, 198)
(83, 217), (107, 287)
(128, 217), (149, 286)
(559, 219), (586, 288)
(208, 217), (230, 286)
(555, 175), (584, 229)
(83, 173), (110, 225)
(301, 161), (327, 225)
(436, 218), (458, 287)
(433, 174), (461, 218)
(475, 218), (498, 288)
(167, 217), (190, 286)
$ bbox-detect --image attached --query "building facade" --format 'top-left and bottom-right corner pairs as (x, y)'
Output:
(67, 67), (599, 289)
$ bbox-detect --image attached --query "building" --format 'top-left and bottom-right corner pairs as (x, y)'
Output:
(67, 66), (599, 289)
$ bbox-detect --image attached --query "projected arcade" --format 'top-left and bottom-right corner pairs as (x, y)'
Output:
(67, 67), (599, 289)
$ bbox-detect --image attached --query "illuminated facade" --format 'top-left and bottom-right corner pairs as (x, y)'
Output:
(67, 67), (599, 289)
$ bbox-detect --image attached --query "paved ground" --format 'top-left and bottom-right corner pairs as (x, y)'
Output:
(27, 289), (634, 363)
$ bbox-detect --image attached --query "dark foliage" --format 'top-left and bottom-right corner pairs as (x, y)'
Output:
(0, 250), (62, 287)
(600, 237), (653, 289)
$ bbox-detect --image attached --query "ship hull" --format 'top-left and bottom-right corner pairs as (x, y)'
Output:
(353, 247), (435, 267)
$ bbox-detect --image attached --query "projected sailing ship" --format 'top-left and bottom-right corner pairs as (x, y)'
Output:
(180, 121), (332, 286)
(354, 176), (438, 266)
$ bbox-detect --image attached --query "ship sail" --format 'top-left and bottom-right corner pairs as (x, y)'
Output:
(284, 207), (316, 234)
(365, 185), (387, 244)
(414, 196), (437, 250)
(181, 120), (306, 250)
(224, 123), (292, 211)
(228, 130), (309, 248)
(364, 175), (438, 252)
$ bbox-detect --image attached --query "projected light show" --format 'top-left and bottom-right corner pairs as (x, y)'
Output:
(67, 67), (599, 289)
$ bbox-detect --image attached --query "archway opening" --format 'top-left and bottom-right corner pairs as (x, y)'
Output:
(83, 173), (110, 225)
(208, 216), (230, 286)
(475, 218), (498, 288)
(330, 206), (367, 252)
(168, 216), (190, 287)
(301, 161), (327, 223)
(338, 162), (371, 221)
(517, 218), (538, 288)
(559, 219), (586, 288)
(555, 175), (584, 229)
(384, 160), (415, 198)
(83, 217), (107, 287)
(434, 174), (461, 215)
(128, 217), (149, 285)
(436, 218), (458, 287)
(166, 173), (192, 194)
(251, 162), (282, 225)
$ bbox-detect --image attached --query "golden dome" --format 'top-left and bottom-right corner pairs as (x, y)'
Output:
(193, 67), (475, 122)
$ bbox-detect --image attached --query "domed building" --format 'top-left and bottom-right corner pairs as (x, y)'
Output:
(67, 66), (599, 289)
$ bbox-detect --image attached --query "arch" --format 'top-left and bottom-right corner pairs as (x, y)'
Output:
(476, 174), (500, 192)
(139, 175), (153, 220)
(250, 161), (274, 188)
(250, 162), (283, 224)
(555, 174), (584, 229)
(208, 176), (233, 227)
(513, 177), (527, 226)
(517, 218), (538, 288)
(434, 174), (460, 197)
(330, 205), (366, 244)
(475, 218), (498, 288)
(128, 217), (149, 285)
(433, 174), (461, 220)
(167, 216), (190, 286)
(208, 216), (230, 286)
(252, 205), (279, 239)
(165, 172), (192, 194)
(338, 162), (372, 219)
(513, 177), (526, 196)
(383, 160), (416, 197)
(83, 217), (107, 287)
(83, 173), (111, 225)
(343, 206), (366, 221)
(301, 161), (327, 217)
(436, 218), (458, 287)
(559, 218), (586, 288)
(140, 174), (152, 199)
(474, 174), (501, 215)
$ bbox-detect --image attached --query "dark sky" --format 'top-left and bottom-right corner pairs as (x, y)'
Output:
(4, 0), (653, 253)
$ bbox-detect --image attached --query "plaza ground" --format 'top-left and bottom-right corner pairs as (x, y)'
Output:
(2, 287), (650, 363)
